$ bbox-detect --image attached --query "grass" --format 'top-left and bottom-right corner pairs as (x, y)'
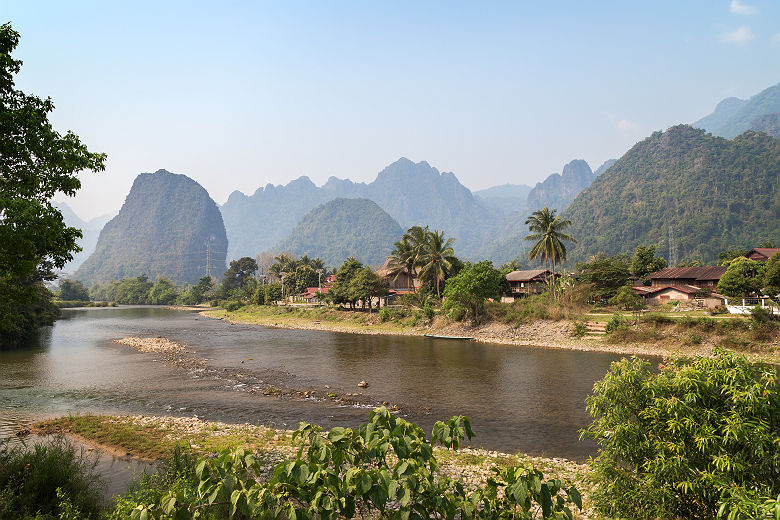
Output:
(0, 436), (104, 519)
(33, 415), (294, 462)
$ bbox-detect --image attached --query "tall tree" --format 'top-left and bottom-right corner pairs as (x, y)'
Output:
(631, 245), (668, 285)
(524, 207), (576, 291)
(0, 24), (106, 341)
(418, 229), (456, 298)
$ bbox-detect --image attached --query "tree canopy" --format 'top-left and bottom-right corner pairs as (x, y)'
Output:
(0, 24), (106, 341)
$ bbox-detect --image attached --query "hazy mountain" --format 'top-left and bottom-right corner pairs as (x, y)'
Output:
(749, 113), (780, 138)
(693, 97), (746, 133)
(473, 184), (532, 215)
(74, 170), (227, 286)
(53, 201), (115, 273)
(593, 159), (617, 176)
(561, 125), (780, 264)
(525, 159), (595, 214)
(221, 158), (497, 260)
(694, 83), (780, 138)
(276, 198), (403, 267)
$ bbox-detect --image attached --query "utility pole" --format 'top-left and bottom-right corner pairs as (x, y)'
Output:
(668, 225), (677, 267)
(205, 241), (211, 278)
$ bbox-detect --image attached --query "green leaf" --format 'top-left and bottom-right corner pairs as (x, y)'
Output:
(568, 486), (582, 509)
(540, 483), (552, 518)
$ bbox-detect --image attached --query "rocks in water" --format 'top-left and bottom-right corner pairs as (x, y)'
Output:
(357, 380), (369, 388)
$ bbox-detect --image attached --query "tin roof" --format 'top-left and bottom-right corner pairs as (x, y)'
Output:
(747, 248), (780, 260)
(648, 266), (727, 281)
(505, 269), (551, 282)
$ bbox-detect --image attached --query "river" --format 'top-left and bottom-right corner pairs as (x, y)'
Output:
(0, 306), (639, 461)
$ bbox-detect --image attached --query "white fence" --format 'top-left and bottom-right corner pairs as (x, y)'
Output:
(724, 297), (780, 315)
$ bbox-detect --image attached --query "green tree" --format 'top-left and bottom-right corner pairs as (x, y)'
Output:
(442, 261), (502, 323)
(348, 267), (388, 312)
(57, 279), (89, 302)
(220, 257), (258, 297)
(717, 257), (766, 297)
(762, 251), (780, 297)
(286, 264), (318, 295)
(717, 248), (749, 266)
(147, 278), (179, 305)
(387, 236), (418, 291)
(418, 229), (457, 298)
(631, 245), (668, 284)
(524, 207), (576, 299)
(328, 258), (364, 309)
(576, 253), (631, 301)
(109, 275), (153, 304)
(583, 350), (780, 520)
(610, 284), (643, 310)
(0, 24), (106, 341)
(263, 283), (283, 305)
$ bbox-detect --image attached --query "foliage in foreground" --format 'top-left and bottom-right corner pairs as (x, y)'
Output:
(0, 436), (103, 519)
(129, 407), (581, 519)
(582, 349), (780, 520)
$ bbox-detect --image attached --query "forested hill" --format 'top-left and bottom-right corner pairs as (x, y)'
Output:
(561, 125), (780, 264)
(694, 83), (780, 138)
(220, 158), (497, 260)
(74, 170), (227, 285)
(275, 198), (403, 267)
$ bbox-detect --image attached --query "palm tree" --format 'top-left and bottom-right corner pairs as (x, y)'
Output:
(387, 236), (417, 291)
(524, 207), (576, 294)
(418, 229), (456, 298)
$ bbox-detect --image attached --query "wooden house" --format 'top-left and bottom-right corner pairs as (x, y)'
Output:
(505, 269), (555, 298)
(375, 258), (417, 293)
(745, 248), (780, 262)
(647, 266), (727, 290)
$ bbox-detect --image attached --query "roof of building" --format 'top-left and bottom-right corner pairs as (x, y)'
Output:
(747, 248), (780, 260)
(648, 266), (728, 281)
(633, 284), (702, 296)
(376, 258), (411, 278)
(505, 269), (551, 282)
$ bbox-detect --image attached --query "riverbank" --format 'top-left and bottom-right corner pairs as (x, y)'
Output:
(30, 414), (594, 517)
(202, 305), (780, 363)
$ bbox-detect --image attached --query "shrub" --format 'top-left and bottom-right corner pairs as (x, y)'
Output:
(583, 350), (780, 520)
(130, 407), (582, 519)
(571, 321), (587, 338)
(0, 436), (103, 519)
(605, 312), (629, 333)
(222, 300), (243, 312)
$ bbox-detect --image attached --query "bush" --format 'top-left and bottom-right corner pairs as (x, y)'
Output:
(130, 407), (582, 519)
(0, 436), (103, 519)
(222, 300), (243, 312)
(583, 350), (780, 520)
(604, 312), (629, 333)
(571, 321), (587, 337)
(107, 446), (199, 519)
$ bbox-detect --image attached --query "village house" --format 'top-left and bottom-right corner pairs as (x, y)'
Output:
(745, 248), (780, 262)
(504, 269), (556, 300)
(634, 266), (728, 307)
(292, 274), (335, 303)
(647, 266), (727, 290)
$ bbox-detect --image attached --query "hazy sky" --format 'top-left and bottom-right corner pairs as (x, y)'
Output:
(5, 1), (780, 220)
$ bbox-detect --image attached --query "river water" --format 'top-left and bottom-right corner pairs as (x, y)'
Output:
(0, 307), (638, 461)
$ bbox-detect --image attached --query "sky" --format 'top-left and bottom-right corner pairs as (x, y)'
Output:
(5, 1), (780, 220)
